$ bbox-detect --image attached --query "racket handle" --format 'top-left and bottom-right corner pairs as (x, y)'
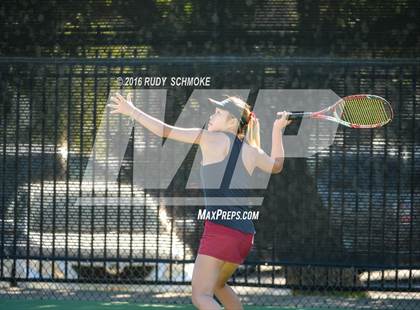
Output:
(287, 111), (311, 121)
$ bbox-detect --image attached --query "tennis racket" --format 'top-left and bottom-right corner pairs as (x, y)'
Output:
(287, 94), (393, 128)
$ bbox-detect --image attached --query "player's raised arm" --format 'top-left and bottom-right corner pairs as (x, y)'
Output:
(254, 111), (291, 174)
(108, 92), (214, 145)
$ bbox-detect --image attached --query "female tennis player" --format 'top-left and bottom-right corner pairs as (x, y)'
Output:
(108, 93), (290, 310)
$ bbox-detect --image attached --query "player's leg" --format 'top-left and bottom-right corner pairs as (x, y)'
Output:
(191, 254), (224, 310)
(214, 261), (243, 310)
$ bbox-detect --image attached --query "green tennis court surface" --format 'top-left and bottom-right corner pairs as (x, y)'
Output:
(0, 298), (346, 310)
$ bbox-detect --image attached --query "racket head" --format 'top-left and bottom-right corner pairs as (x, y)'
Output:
(332, 94), (394, 128)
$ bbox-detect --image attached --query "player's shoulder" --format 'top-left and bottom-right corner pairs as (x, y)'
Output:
(241, 139), (264, 158)
(199, 130), (230, 148)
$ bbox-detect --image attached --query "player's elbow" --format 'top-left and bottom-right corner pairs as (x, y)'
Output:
(271, 159), (283, 174)
(162, 125), (174, 138)
(272, 164), (283, 174)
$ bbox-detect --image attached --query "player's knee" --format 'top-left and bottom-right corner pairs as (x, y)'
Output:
(191, 288), (212, 308)
(191, 293), (211, 308)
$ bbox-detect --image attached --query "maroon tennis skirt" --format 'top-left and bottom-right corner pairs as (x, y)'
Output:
(197, 220), (254, 264)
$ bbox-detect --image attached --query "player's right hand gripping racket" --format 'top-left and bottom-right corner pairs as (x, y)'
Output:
(288, 94), (394, 128)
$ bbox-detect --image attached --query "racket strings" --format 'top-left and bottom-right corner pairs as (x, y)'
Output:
(338, 97), (392, 126)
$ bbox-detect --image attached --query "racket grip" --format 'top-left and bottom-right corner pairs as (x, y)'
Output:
(287, 111), (306, 121)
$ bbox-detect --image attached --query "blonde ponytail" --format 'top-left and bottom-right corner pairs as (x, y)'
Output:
(225, 96), (261, 150)
(245, 115), (261, 149)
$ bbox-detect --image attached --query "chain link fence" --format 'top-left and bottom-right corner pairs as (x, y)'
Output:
(0, 57), (419, 308)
